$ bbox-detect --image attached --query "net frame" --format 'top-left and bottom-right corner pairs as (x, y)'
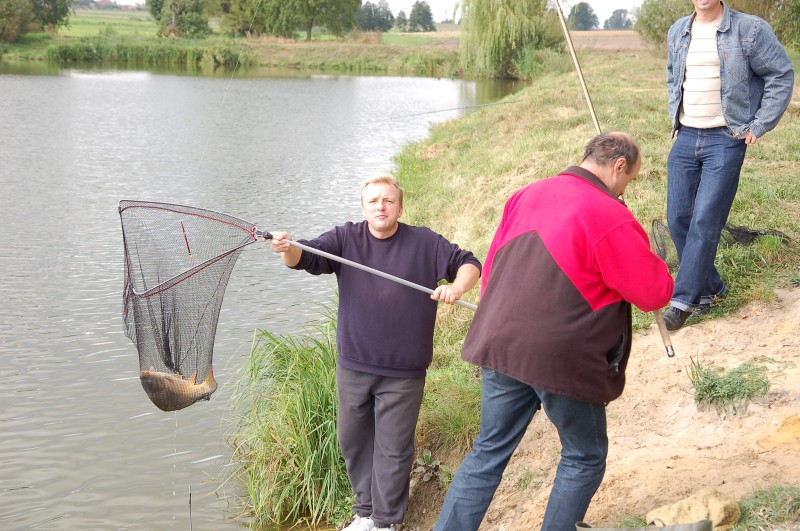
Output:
(119, 200), (258, 409)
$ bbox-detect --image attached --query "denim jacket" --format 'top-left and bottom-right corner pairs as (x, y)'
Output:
(667, 3), (794, 138)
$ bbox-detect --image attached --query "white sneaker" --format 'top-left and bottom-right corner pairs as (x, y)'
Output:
(343, 514), (374, 531)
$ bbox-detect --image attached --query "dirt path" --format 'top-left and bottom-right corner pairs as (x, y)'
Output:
(406, 286), (800, 529)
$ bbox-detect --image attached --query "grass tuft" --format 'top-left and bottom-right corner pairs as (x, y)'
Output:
(226, 307), (351, 528)
(733, 484), (800, 530)
(686, 357), (771, 417)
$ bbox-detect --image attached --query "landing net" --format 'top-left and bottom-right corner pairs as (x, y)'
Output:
(650, 220), (679, 273)
(119, 200), (257, 411)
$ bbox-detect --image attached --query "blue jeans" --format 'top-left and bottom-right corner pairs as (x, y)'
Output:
(434, 368), (608, 531)
(667, 127), (746, 310)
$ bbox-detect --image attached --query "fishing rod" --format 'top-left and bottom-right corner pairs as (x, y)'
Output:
(393, 99), (522, 119)
(553, 0), (675, 357)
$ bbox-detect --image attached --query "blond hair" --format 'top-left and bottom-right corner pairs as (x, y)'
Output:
(361, 175), (404, 207)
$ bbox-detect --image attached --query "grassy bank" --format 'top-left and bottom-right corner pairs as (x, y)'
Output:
(394, 45), (799, 527)
(396, 45), (800, 462)
(227, 43), (800, 529)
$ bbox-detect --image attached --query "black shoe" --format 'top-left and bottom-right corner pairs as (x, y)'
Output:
(663, 307), (692, 331)
(691, 303), (712, 318)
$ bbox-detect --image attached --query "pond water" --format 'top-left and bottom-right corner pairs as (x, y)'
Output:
(0, 66), (524, 530)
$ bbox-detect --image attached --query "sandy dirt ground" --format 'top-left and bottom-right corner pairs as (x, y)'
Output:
(405, 286), (800, 529)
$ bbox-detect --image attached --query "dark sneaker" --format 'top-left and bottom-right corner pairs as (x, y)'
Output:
(663, 307), (692, 331)
(691, 303), (712, 318)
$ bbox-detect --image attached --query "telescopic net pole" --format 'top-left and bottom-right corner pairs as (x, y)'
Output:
(259, 232), (479, 311)
(553, 1), (675, 357)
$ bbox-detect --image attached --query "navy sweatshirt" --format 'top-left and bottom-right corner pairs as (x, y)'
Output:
(292, 221), (481, 378)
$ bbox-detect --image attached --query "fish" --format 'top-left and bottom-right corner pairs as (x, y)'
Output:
(139, 366), (217, 412)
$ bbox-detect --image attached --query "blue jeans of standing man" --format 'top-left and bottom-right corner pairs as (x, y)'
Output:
(434, 368), (608, 531)
(667, 126), (747, 310)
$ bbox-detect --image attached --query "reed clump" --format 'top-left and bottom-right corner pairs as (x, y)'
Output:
(45, 38), (251, 68)
(227, 310), (351, 528)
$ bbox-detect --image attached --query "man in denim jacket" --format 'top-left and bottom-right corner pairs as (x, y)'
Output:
(663, 0), (794, 330)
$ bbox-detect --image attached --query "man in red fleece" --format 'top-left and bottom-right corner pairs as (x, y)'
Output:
(435, 132), (674, 531)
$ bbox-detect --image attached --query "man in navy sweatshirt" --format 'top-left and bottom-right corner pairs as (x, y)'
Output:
(270, 175), (481, 531)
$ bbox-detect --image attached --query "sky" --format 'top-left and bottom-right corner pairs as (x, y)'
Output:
(387, 1), (645, 25)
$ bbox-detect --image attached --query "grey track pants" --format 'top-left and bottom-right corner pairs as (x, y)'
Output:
(336, 365), (426, 528)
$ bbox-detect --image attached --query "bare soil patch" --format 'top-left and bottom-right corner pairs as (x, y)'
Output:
(405, 286), (800, 529)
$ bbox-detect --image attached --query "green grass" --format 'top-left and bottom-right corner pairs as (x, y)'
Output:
(61, 9), (158, 37)
(686, 358), (771, 417)
(733, 484), (800, 530)
(223, 44), (800, 527)
(226, 310), (351, 529)
(393, 45), (800, 520)
(605, 484), (800, 529)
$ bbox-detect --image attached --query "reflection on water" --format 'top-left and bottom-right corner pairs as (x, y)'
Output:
(0, 67), (524, 530)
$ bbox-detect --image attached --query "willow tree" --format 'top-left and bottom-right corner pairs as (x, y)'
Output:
(459, 0), (562, 78)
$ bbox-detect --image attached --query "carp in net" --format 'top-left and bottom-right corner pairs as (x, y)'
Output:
(119, 200), (258, 411)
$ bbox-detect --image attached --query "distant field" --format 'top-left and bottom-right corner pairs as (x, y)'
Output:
(568, 29), (648, 50)
(62, 9), (157, 37)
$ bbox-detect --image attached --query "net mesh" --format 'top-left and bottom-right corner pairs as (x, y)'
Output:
(650, 219), (791, 274)
(119, 200), (257, 411)
(650, 219), (679, 273)
(721, 224), (790, 246)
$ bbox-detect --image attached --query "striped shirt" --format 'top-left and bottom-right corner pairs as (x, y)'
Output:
(680, 18), (727, 128)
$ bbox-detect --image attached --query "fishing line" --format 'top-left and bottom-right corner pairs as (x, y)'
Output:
(390, 99), (522, 120)
(196, 0), (267, 170)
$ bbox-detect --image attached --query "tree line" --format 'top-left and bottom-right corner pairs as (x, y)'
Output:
(3, 0), (798, 79)
(0, 0), (438, 43)
(566, 0), (800, 39)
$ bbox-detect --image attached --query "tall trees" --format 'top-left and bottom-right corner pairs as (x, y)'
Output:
(635, 0), (800, 47)
(356, 0), (394, 32)
(0, 0), (33, 43)
(394, 10), (408, 31)
(0, 0), (76, 42)
(604, 9), (632, 30)
(634, 0), (687, 47)
(726, 0), (800, 44)
(567, 1), (598, 30)
(222, 0), (359, 40)
(31, 0), (74, 29)
(287, 0), (360, 40)
(459, 0), (562, 77)
(158, 0), (212, 36)
(408, 0), (435, 32)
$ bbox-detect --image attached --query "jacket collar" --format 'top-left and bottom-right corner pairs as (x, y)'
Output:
(681, 1), (731, 36)
(560, 165), (625, 205)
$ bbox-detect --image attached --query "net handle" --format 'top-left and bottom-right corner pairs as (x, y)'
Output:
(650, 222), (676, 358)
(258, 231), (478, 311)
